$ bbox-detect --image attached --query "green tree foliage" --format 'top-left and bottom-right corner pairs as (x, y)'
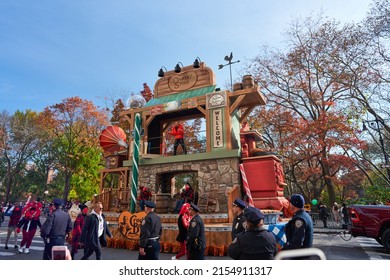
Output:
(0, 110), (43, 204)
(38, 97), (109, 202)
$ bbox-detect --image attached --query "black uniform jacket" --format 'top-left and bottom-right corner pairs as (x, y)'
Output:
(41, 208), (72, 238)
(139, 211), (162, 248)
(231, 212), (246, 240)
(228, 227), (277, 260)
(186, 214), (206, 251)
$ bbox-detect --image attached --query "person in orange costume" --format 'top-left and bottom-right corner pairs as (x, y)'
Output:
(169, 121), (187, 155)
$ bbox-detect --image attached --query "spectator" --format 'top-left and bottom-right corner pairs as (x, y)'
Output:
(341, 203), (349, 225)
(70, 204), (89, 259)
(80, 202), (112, 260)
(332, 202), (340, 225)
(319, 203), (328, 228)
(4, 202), (22, 250)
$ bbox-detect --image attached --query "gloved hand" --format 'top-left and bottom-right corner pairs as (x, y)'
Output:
(16, 228), (21, 233)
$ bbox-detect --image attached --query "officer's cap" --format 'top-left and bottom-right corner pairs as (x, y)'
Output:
(52, 198), (63, 206)
(233, 198), (246, 209)
(189, 202), (200, 212)
(144, 200), (156, 208)
(290, 194), (305, 209)
(244, 207), (264, 225)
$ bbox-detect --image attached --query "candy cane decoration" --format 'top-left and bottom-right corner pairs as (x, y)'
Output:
(239, 164), (254, 207)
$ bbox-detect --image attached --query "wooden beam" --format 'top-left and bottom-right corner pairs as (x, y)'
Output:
(196, 105), (206, 116)
(239, 105), (255, 122)
(229, 95), (245, 115)
(145, 114), (155, 127)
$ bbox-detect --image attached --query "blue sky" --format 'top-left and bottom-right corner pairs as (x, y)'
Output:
(0, 0), (373, 113)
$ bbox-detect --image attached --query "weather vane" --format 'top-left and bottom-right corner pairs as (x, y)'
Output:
(218, 52), (240, 91)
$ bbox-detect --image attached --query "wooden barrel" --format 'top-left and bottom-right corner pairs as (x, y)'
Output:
(242, 75), (255, 88)
(154, 193), (170, 213)
(233, 82), (243, 91)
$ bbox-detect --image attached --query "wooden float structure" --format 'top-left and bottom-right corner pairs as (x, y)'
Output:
(95, 60), (288, 255)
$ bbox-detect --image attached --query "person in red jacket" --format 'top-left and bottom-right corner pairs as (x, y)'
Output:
(169, 121), (187, 155)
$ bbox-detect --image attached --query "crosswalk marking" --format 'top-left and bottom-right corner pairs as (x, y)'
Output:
(356, 237), (385, 259)
(0, 233), (45, 256)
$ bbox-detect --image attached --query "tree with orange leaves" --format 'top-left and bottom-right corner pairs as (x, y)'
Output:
(247, 16), (367, 204)
(38, 97), (109, 202)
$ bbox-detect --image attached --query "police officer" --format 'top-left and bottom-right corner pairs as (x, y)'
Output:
(138, 200), (162, 260)
(228, 207), (277, 260)
(283, 194), (313, 250)
(41, 198), (72, 260)
(231, 198), (246, 240)
(186, 202), (206, 260)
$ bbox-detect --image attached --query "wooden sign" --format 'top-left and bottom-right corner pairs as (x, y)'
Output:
(168, 71), (197, 91)
(213, 109), (224, 148)
(118, 211), (146, 240)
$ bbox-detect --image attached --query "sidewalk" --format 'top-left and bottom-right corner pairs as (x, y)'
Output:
(313, 218), (346, 234)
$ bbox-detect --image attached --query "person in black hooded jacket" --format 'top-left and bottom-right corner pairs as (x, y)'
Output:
(80, 202), (112, 260)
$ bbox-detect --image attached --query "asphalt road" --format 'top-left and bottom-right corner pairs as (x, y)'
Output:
(1, 217), (389, 260)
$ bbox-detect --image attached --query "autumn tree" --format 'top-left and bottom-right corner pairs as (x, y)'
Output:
(0, 110), (44, 204)
(38, 97), (109, 202)
(247, 16), (366, 204)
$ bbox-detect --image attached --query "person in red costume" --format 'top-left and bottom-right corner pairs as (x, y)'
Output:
(172, 203), (191, 260)
(169, 121), (187, 155)
(22, 196), (43, 219)
(17, 207), (42, 254)
(138, 186), (152, 211)
(70, 204), (89, 259)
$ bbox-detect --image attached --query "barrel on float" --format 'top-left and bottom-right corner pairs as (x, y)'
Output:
(154, 193), (170, 213)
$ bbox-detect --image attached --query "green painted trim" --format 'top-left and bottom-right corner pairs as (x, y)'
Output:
(123, 149), (241, 167)
(144, 85), (216, 107)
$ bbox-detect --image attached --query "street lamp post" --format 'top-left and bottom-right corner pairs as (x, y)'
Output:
(363, 117), (390, 181)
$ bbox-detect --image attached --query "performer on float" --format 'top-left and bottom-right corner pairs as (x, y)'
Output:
(138, 186), (152, 211)
(172, 203), (191, 260)
(169, 121), (187, 155)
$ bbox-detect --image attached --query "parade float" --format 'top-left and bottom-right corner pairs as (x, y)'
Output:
(94, 59), (290, 255)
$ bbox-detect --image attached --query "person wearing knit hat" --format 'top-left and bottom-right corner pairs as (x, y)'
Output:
(231, 198), (247, 240)
(283, 194), (313, 250)
(70, 204), (89, 259)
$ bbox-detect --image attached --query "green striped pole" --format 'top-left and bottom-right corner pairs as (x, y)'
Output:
(130, 113), (141, 213)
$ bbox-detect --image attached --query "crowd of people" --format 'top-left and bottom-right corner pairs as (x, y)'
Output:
(1, 189), (355, 260)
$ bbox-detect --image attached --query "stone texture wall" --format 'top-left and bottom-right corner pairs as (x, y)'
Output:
(138, 157), (241, 213)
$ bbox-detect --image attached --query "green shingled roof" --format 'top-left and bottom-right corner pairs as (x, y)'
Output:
(144, 85), (216, 107)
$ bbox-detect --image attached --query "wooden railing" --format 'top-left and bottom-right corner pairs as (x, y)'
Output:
(93, 188), (131, 212)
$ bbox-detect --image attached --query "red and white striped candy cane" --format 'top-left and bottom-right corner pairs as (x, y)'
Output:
(239, 164), (254, 207)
